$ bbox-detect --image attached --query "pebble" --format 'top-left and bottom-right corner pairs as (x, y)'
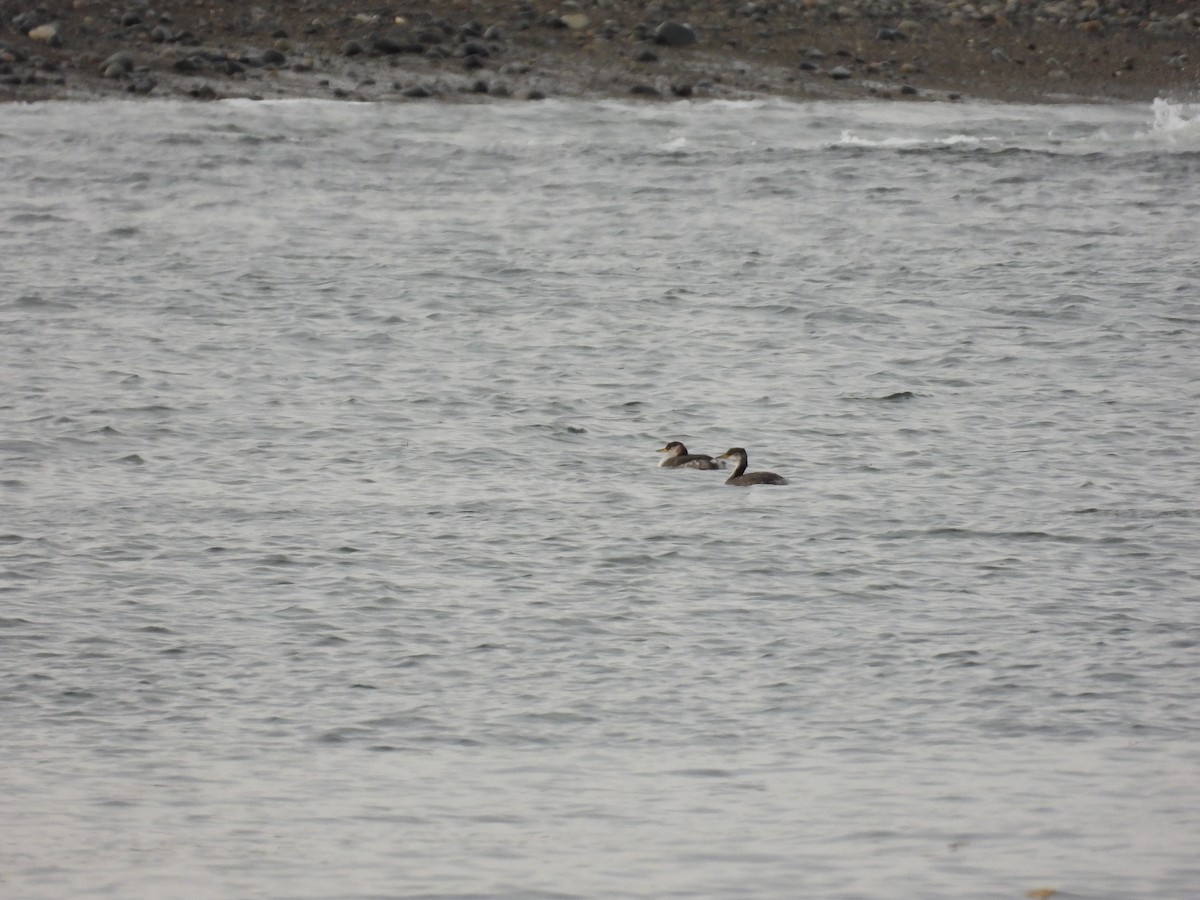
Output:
(457, 41), (490, 58)
(559, 14), (590, 30)
(28, 23), (59, 42)
(100, 50), (134, 75)
(371, 37), (401, 54)
(654, 22), (698, 47)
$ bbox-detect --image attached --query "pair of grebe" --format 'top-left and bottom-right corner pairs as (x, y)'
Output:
(656, 441), (788, 486)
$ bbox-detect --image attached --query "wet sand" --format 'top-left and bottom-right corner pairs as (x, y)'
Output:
(3, 0), (1198, 104)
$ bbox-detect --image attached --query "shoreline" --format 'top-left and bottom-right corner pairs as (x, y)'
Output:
(3, 1), (1198, 105)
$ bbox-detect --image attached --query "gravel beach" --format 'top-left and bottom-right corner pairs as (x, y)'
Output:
(2, 0), (1197, 104)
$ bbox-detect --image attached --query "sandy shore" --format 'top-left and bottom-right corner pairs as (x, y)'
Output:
(2, 0), (1198, 104)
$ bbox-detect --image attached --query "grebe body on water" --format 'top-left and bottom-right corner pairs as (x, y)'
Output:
(656, 441), (720, 470)
(715, 448), (787, 486)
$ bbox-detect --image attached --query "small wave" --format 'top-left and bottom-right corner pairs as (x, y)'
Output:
(1073, 507), (1200, 520)
(835, 130), (992, 151)
(8, 212), (70, 224)
(12, 294), (77, 310)
(885, 527), (1105, 544)
(842, 391), (916, 403)
(0, 440), (51, 456)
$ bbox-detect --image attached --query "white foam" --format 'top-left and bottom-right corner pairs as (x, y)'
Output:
(1145, 97), (1200, 144)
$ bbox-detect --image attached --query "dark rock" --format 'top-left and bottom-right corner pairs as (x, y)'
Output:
(401, 84), (433, 98)
(463, 54), (485, 70)
(671, 83), (694, 97)
(272, 29), (288, 39)
(799, 61), (818, 71)
(471, 79), (489, 93)
(653, 22), (697, 47)
(461, 20), (484, 38)
(416, 30), (443, 44)
(457, 41), (490, 58)
(127, 75), (155, 94)
(483, 25), (504, 40)
(526, 89), (546, 100)
(12, 10), (49, 33)
(342, 40), (364, 57)
(150, 25), (174, 43)
(372, 36), (402, 54)
(900, 84), (918, 95)
(223, 60), (245, 75)
(189, 84), (219, 100)
(875, 27), (906, 41)
(828, 65), (853, 79)
(333, 87), (349, 98)
(100, 51), (135, 75)
(630, 83), (661, 97)
(424, 46), (447, 60)
(121, 11), (142, 28)
(0, 42), (26, 63)
(261, 48), (286, 65)
(172, 56), (201, 73)
(636, 50), (659, 63)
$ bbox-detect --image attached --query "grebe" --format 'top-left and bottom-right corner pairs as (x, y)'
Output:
(656, 441), (720, 470)
(714, 448), (787, 486)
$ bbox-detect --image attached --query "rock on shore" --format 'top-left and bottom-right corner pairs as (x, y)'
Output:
(2, 0), (1197, 103)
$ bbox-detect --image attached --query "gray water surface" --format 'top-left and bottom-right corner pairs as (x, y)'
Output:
(2, 97), (1199, 899)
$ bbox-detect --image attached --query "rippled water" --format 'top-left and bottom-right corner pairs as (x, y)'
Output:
(3, 97), (1200, 899)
